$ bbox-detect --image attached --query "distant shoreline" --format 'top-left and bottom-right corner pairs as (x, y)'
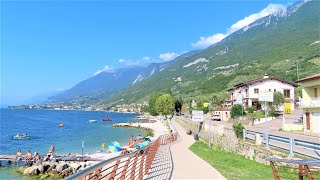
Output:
(3, 108), (141, 115)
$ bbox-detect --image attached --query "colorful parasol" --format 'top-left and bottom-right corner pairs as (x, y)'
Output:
(126, 144), (135, 148)
(108, 141), (122, 153)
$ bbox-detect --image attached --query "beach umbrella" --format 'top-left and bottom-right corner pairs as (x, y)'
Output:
(108, 141), (122, 153)
(140, 141), (150, 147)
(134, 144), (141, 149)
(126, 144), (135, 148)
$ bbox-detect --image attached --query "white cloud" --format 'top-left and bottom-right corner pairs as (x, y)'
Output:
(159, 52), (179, 61)
(118, 58), (142, 67)
(191, 33), (227, 48)
(93, 65), (114, 75)
(55, 88), (65, 92)
(142, 56), (151, 61)
(192, 4), (286, 48)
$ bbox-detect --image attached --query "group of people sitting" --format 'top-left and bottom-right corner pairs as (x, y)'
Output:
(120, 135), (149, 155)
(15, 144), (55, 165)
(15, 133), (27, 138)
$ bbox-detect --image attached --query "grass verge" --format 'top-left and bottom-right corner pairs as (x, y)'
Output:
(189, 141), (274, 180)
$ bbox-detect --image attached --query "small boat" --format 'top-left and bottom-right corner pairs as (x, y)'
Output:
(88, 120), (97, 123)
(13, 134), (29, 140)
(102, 118), (112, 122)
(57, 123), (64, 127)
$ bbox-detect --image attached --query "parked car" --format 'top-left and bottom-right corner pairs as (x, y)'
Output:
(211, 115), (221, 121)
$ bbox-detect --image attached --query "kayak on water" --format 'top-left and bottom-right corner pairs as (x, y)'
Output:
(57, 123), (64, 127)
(88, 120), (97, 123)
(13, 135), (29, 140)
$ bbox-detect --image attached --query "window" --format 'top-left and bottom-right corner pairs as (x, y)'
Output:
(254, 88), (259, 94)
(269, 89), (271, 92)
(274, 89), (276, 92)
(315, 88), (318, 97)
(284, 89), (290, 98)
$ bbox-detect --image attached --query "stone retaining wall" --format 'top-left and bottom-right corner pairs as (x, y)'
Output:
(175, 118), (278, 165)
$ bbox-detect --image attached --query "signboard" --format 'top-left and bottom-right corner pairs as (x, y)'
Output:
(259, 91), (274, 102)
(192, 110), (204, 122)
(284, 102), (291, 114)
(235, 93), (243, 105)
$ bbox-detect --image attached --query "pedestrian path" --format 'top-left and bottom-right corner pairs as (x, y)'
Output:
(170, 121), (226, 180)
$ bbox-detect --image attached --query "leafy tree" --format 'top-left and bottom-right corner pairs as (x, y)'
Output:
(272, 92), (285, 111)
(148, 92), (162, 116)
(140, 105), (148, 113)
(231, 104), (245, 118)
(155, 94), (174, 115)
(246, 106), (255, 113)
(233, 122), (245, 139)
(174, 95), (183, 114)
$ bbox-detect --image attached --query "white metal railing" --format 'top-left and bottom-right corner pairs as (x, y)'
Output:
(243, 129), (320, 160)
(300, 97), (320, 107)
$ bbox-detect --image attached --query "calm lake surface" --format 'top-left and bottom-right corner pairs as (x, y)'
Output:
(0, 109), (144, 179)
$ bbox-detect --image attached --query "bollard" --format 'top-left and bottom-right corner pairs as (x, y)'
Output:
(243, 129), (246, 141)
(289, 138), (294, 157)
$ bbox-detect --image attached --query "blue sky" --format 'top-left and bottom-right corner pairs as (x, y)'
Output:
(1, 0), (292, 105)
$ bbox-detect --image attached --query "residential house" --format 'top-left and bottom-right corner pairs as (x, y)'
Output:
(212, 108), (230, 122)
(296, 74), (320, 133)
(225, 74), (298, 111)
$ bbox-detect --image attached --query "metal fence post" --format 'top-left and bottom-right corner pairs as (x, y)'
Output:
(266, 133), (269, 149)
(243, 129), (246, 141)
(289, 138), (294, 157)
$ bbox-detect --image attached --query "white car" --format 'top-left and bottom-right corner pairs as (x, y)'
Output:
(211, 115), (221, 121)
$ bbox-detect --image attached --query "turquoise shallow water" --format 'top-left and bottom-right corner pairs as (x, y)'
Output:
(0, 109), (144, 179)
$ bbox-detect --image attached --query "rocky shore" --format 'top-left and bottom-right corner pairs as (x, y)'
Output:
(19, 160), (93, 179)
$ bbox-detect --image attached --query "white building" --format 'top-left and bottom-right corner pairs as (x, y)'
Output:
(225, 75), (298, 111)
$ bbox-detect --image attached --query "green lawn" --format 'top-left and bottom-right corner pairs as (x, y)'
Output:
(189, 141), (274, 180)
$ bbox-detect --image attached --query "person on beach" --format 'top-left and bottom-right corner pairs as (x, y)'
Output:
(128, 135), (134, 145)
(16, 133), (20, 138)
(49, 144), (55, 153)
(15, 150), (23, 164)
(121, 148), (128, 155)
(33, 152), (40, 163)
(24, 150), (32, 164)
(44, 151), (53, 161)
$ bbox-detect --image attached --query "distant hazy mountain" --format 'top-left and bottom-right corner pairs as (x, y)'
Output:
(44, 60), (175, 104)
(105, 0), (320, 105)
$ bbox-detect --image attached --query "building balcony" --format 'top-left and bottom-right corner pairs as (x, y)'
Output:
(300, 97), (320, 108)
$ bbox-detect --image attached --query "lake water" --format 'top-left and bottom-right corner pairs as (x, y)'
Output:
(0, 109), (144, 179)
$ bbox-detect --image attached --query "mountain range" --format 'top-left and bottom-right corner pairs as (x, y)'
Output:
(46, 0), (319, 107)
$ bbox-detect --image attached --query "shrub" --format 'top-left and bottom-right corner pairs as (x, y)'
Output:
(144, 130), (154, 138)
(233, 122), (245, 139)
(246, 106), (255, 113)
(231, 104), (245, 118)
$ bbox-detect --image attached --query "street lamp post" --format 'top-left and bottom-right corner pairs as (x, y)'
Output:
(81, 141), (84, 160)
(208, 104), (212, 148)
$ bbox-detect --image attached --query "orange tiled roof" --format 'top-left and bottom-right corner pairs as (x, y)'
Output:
(295, 74), (320, 83)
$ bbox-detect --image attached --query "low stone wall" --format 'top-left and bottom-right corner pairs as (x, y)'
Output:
(175, 118), (279, 165)
(282, 123), (304, 132)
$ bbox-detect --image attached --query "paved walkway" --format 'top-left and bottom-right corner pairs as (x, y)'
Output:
(170, 121), (226, 180)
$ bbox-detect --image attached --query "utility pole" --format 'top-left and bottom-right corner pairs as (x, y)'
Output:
(296, 60), (299, 80)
